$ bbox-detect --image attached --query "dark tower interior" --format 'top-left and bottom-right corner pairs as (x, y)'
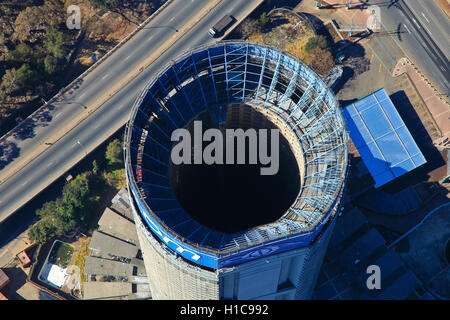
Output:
(169, 104), (301, 234)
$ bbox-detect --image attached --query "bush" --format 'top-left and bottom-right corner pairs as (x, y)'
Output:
(105, 138), (124, 166)
(44, 55), (59, 75)
(304, 47), (335, 76)
(44, 27), (65, 58)
(258, 12), (271, 30)
(305, 35), (330, 53)
(103, 168), (127, 190)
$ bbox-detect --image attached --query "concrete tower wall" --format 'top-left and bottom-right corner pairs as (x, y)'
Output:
(131, 185), (338, 300)
(124, 42), (349, 299)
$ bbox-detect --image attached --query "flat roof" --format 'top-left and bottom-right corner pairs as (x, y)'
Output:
(98, 208), (138, 244)
(84, 256), (134, 277)
(89, 231), (139, 259)
(83, 282), (132, 300)
(342, 88), (426, 188)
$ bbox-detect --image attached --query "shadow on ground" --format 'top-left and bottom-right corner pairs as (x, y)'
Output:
(1, 267), (27, 300)
(0, 141), (20, 171)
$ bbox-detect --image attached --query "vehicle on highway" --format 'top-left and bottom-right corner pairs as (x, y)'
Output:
(208, 14), (235, 37)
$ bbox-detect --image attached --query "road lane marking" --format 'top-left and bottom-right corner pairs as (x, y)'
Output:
(379, 63), (382, 72)
(125, 55), (131, 60)
(169, 17), (175, 22)
(421, 13), (430, 23)
(404, 24), (411, 34)
(102, 73), (109, 80)
(370, 53), (374, 64)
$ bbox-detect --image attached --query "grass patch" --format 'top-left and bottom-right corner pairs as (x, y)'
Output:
(49, 241), (74, 268)
(73, 237), (91, 293)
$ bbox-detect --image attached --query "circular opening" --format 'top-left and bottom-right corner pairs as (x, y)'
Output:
(169, 104), (301, 233)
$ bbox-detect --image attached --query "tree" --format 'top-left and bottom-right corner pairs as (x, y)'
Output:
(62, 174), (90, 209)
(15, 64), (35, 90)
(0, 64), (34, 95)
(13, 6), (45, 42)
(44, 27), (65, 58)
(105, 139), (124, 166)
(92, 160), (100, 176)
(44, 55), (59, 74)
(104, 168), (127, 190)
(1, 68), (19, 94)
(28, 217), (58, 244)
(9, 43), (34, 64)
(258, 12), (271, 31)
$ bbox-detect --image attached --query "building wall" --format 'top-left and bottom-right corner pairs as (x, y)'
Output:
(130, 186), (338, 300)
(130, 193), (220, 300)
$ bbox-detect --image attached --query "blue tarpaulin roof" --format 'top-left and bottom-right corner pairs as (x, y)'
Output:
(342, 88), (426, 188)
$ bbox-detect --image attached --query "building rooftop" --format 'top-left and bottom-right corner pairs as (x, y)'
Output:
(342, 88), (427, 188)
(111, 188), (134, 221)
(84, 256), (134, 277)
(82, 282), (132, 300)
(98, 208), (138, 244)
(89, 231), (139, 259)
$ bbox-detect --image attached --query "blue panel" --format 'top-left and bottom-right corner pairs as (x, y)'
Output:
(343, 89), (426, 188)
(359, 105), (392, 139)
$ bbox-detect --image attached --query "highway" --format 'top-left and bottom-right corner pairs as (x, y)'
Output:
(378, 0), (450, 95)
(0, 0), (263, 223)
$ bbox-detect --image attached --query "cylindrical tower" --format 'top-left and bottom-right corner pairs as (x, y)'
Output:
(125, 42), (348, 300)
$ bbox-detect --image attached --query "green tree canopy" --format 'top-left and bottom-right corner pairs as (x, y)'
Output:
(9, 43), (34, 64)
(44, 55), (59, 75)
(258, 12), (271, 30)
(104, 168), (127, 190)
(28, 217), (58, 244)
(13, 6), (46, 42)
(0, 64), (34, 94)
(44, 27), (65, 58)
(1, 68), (19, 94)
(105, 139), (124, 166)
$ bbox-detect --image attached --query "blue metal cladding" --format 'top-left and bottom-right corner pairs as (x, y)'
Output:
(125, 42), (348, 269)
(128, 171), (342, 269)
(342, 88), (426, 188)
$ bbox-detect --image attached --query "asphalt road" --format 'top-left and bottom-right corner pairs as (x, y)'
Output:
(0, 0), (261, 223)
(378, 0), (450, 95)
